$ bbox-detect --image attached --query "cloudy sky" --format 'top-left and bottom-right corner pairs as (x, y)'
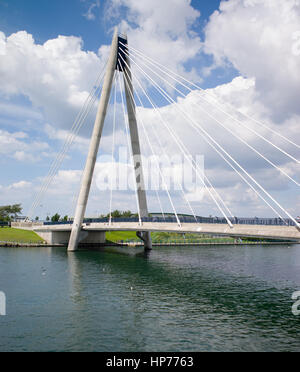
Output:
(0, 0), (299, 220)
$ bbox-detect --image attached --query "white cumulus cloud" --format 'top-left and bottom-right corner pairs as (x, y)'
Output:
(204, 0), (300, 120)
(0, 31), (106, 132)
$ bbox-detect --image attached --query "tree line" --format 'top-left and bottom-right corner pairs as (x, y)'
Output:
(0, 204), (140, 223)
(99, 210), (139, 219)
(0, 204), (22, 222)
(45, 210), (139, 222)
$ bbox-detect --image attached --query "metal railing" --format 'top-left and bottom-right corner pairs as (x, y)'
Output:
(0, 222), (11, 228)
(43, 216), (298, 227)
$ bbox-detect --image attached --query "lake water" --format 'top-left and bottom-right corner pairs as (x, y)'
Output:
(0, 244), (300, 352)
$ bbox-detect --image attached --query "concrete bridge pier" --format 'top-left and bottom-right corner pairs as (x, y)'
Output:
(136, 231), (152, 251)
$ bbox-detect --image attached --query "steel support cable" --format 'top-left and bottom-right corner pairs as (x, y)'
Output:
(70, 82), (107, 217)
(30, 62), (107, 219)
(28, 70), (105, 220)
(120, 52), (234, 221)
(28, 81), (103, 220)
(74, 69), (117, 222)
(122, 66), (182, 227)
(138, 93), (198, 223)
(122, 52), (292, 226)
(119, 52), (234, 227)
(154, 189), (166, 221)
(117, 69), (142, 226)
(124, 69), (198, 223)
(129, 86), (166, 222)
(124, 66), (198, 223)
(119, 41), (300, 152)
(119, 53), (233, 216)
(28, 61), (107, 219)
(121, 62), (182, 227)
(109, 73), (117, 226)
(120, 53), (290, 227)
(120, 52), (234, 223)
(122, 52), (300, 228)
(126, 79), (167, 223)
(125, 64), (233, 226)
(27, 63), (107, 220)
(127, 51), (300, 188)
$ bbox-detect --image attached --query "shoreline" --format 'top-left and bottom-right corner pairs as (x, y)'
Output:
(0, 241), (298, 248)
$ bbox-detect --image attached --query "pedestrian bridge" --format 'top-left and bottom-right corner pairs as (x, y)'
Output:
(24, 29), (300, 252)
(15, 221), (300, 246)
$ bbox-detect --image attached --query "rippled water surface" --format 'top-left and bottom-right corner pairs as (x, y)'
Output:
(0, 244), (300, 352)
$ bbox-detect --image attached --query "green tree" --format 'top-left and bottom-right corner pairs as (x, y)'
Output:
(122, 210), (132, 218)
(46, 216), (50, 221)
(51, 213), (60, 222)
(110, 210), (122, 218)
(62, 215), (68, 221)
(0, 204), (22, 221)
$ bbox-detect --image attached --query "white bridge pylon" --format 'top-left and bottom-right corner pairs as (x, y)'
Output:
(68, 28), (152, 252)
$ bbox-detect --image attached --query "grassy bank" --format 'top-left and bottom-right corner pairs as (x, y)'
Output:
(1, 229), (277, 247)
(106, 231), (139, 242)
(0, 227), (44, 244)
(106, 231), (235, 244)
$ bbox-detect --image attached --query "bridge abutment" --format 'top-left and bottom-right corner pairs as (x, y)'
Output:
(38, 230), (106, 246)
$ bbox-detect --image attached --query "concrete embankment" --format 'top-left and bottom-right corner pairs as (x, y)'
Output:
(1, 241), (298, 248)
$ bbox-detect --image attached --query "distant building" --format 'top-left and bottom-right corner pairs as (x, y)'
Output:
(150, 213), (199, 221)
(12, 215), (27, 222)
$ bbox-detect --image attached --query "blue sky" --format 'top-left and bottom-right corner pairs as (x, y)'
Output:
(0, 0), (234, 87)
(0, 0), (299, 220)
(0, 1), (220, 49)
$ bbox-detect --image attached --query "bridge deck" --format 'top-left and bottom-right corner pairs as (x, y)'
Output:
(33, 222), (300, 241)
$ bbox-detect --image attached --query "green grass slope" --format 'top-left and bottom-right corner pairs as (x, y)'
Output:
(0, 228), (44, 243)
(106, 231), (139, 243)
(106, 231), (235, 244)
